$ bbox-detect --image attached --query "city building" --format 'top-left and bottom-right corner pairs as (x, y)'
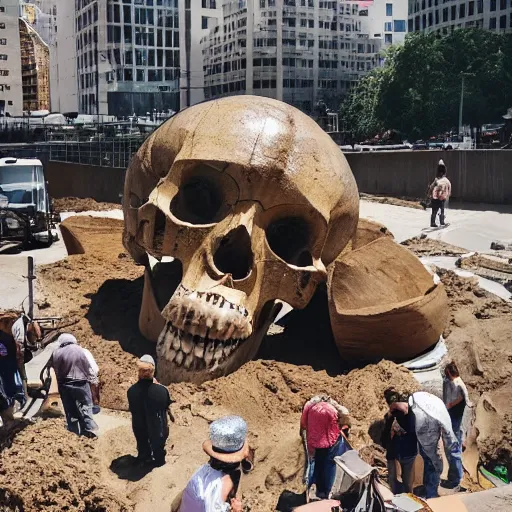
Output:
(179, 0), (222, 109)
(408, 0), (512, 34)
(202, 0), (408, 114)
(19, 16), (50, 112)
(0, 0), (23, 116)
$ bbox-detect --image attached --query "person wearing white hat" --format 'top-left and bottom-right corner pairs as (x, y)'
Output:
(429, 160), (452, 228)
(49, 333), (98, 438)
(127, 354), (173, 467)
(179, 415), (253, 512)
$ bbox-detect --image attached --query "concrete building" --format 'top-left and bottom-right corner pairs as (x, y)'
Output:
(408, 0), (512, 34)
(0, 0), (23, 116)
(202, 0), (408, 114)
(19, 16), (50, 111)
(179, 0), (222, 109)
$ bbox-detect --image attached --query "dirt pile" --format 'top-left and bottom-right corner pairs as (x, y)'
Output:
(401, 235), (467, 257)
(436, 268), (512, 469)
(0, 419), (130, 512)
(1, 215), (511, 510)
(360, 193), (423, 210)
(54, 197), (121, 213)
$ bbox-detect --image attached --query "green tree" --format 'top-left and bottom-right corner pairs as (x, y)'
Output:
(341, 29), (512, 140)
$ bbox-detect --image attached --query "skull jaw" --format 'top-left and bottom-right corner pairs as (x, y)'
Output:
(157, 300), (281, 385)
(138, 264), (282, 385)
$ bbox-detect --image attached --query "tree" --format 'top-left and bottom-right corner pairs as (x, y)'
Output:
(341, 29), (512, 140)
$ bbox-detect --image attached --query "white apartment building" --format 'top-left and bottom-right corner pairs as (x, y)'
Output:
(202, 0), (408, 113)
(0, 0), (23, 116)
(408, 0), (512, 34)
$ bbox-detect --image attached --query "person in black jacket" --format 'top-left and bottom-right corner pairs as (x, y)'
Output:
(382, 388), (418, 494)
(127, 355), (174, 467)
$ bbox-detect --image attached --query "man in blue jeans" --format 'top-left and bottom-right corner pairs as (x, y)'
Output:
(382, 390), (418, 494)
(384, 388), (462, 499)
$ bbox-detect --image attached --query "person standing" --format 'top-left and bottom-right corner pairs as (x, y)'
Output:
(300, 395), (351, 499)
(50, 333), (98, 438)
(428, 159), (452, 228)
(179, 415), (253, 512)
(382, 390), (418, 494)
(127, 355), (173, 467)
(443, 361), (471, 488)
(0, 329), (25, 427)
(383, 388), (461, 499)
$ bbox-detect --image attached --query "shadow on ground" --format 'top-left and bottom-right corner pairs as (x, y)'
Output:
(110, 455), (154, 482)
(257, 285), (348, 376)
(85, 276), (155, 358)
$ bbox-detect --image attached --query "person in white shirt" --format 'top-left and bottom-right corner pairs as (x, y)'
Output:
(179, 415), (253, 512)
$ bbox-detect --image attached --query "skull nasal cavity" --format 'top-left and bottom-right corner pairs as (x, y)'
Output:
(213, 226), (253, 281)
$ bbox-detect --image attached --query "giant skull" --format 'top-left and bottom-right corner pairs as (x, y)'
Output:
(123, 96), (359, 384)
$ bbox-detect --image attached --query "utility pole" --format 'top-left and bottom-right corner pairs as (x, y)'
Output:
(458, 74), (464, 135)
(27, 256), (35, 320)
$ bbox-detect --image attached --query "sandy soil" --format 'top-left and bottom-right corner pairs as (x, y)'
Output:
(401, 235), (468, 257)
(360, 193), (424, 210)
(53, 197), (121, 213)
(1, 215), (511, 510)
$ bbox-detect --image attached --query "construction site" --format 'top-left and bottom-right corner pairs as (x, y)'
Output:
(0, 97), (512, 512)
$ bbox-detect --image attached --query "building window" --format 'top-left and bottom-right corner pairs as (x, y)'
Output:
(468, 1), (475, 16)
(202, 16), (208, 29)
(0, 54), (7, 60)
(8, 100), (13, 105)
(0, 7), (4, 12)
(489, 17), (497, 29)
(451, 5), (456, 20)
(0, 23), (5, 29)
(500, 15), (506, 28)
(385, 33), (393, 44)
(385, 3), (393, 16)
(202, 0), (217, 7)
(394, 20), (406, 32)
(500, 0), (507, 9)
(384, 21), (392, 32)
(443, 8), (448, 22)
(459, 4), (465, 17)
(0, 70), (9, 76)
(490, 0), (496, 11)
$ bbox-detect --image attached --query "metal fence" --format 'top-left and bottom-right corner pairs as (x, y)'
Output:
(47, 136), (147, 168)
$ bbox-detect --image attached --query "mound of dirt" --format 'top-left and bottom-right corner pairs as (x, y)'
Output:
(360, 193), (423, 210)
(53, 197), (121, 213)
(401, 235), (467, 257)
(436, 268), (512, 469)
(0, 419), (130, 512)
(2, 214), (509, 510)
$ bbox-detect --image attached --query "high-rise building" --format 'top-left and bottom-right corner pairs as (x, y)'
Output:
(0, 0), (23, 116)
(202, 0), (408, 113)
(19, 16), (50, 112)
(408, 0), (512, 34)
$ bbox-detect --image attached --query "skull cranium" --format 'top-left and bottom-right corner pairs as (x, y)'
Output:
(123, 96), (359, 384)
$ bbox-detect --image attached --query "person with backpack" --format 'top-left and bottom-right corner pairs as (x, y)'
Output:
(428, 160), (452, 228)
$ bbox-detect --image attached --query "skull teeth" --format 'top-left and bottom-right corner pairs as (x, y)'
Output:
(159, 323), (247, 371)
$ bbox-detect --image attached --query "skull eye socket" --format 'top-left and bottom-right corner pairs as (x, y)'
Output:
(266, 217), (313, 267)
(170, 177), (223, 224)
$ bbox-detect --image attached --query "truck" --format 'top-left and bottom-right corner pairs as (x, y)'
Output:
(0, 157), (58, 251)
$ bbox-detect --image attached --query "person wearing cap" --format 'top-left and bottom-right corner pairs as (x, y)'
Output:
(383, 388), (461, 499)
(300, 395), (351, 499)
(49, 333), (99, 438)
(381, 389), (418, 494)
(428, 160), (452, 228)
(179, 415), (253, 512)
(127, 354), (173, 467)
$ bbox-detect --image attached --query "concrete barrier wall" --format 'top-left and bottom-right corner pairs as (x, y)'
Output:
(346, 150), (512, 204)
(46, 150), (512, 205)
(46, 161), (126, 203)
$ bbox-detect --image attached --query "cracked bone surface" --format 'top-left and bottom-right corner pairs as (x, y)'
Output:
(122, 95), (359, 384)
